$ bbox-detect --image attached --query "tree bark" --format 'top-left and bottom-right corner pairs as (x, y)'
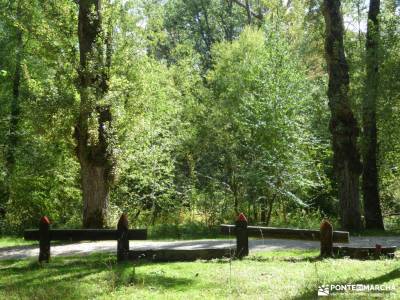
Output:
(224, 0), (234, 41)
(362, 0), (384, 230)
(76, 0), (115, 228)
(230, 0), (264, 21)
(245, 0), (252, 24)
(265, 193), (275, 226)
(322, 0), (363, 231)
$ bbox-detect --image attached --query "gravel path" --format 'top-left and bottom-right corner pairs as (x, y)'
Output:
(1, 236), (399, 260)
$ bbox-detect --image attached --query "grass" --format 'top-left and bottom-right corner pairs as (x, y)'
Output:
(353, 229), (400, 237)
(0, 250), (399, 299)
(0, 236), (35, 248)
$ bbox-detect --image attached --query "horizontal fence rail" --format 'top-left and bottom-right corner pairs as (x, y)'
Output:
(129, 248), (234, 262)
(220, 224), (349, 243)
(24, 229), (147, 241)
(25, 214), (147, 263)
(333, 245), (397, 259)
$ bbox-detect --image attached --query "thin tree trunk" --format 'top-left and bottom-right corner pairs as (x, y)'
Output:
(225, 0), (234, 41)
(362, 0), (384, 230)
(233, 187), (239, 215)
(230, 0), (264, 22)
(260, 198), (266, 223)
(245, 0), (252, 24)
(322, 0), (363, 231)
(265, 193), (275, 226)
(75, 0), (115, 228)
(252, 201), (257, 223)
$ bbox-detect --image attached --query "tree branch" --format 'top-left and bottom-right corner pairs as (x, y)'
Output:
(230, 0), (265, 21)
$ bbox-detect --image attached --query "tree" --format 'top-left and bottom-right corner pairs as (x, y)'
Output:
(322, 0), (363, 231)
(362, 0), (384, 230)
(75, 0), (116, 228)
(376, 0), (400, 218)
(197, 28), (323, 223)
(160, 0), (248, 70)
(229, 0), (265, 24)
(0, 0), (23, 219)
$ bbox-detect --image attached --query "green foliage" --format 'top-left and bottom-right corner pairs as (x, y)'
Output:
(188, 27), (329, 222)
(0, 0), (80, 233)
(378, 4), (400, 216)
(148, 222), (221, 240)
(0, 0), (399, 232)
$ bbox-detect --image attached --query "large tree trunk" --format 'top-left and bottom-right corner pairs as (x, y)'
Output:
(76, 0), (115, 228)
(362, 0), (384, 230)
(322, 0), (363, 231)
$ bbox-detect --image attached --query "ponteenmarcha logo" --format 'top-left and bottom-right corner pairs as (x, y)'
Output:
(318, 285), (330, 296)
(317, 283), (396, 296)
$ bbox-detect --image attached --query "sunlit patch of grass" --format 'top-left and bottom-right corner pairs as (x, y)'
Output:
(1, 250), (399, 299)
(0, 236), (35, 248)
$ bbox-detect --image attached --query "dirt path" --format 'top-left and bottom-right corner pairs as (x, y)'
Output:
(1, 236), (399, 260)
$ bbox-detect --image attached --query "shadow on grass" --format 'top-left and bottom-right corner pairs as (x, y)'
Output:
(243, 254), (322, 264)
(363, 268), (400, 285)
(0, 255), (194, 298)
(195, 252), (322, 264)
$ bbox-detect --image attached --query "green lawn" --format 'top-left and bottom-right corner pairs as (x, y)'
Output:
(0, 236), (35, 248)
(0, 250), (399, 299)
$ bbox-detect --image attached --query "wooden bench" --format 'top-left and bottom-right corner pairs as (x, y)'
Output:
(221, 213), (349, 258)
(24, 214), (147, 262)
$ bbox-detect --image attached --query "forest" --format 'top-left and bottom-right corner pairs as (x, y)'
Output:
(0, 0), (399, 234)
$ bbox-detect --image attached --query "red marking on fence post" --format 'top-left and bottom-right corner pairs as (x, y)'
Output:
(39, 216), (50, 263)
(40, 216), (50, 225)
(237, 213), (248, 222)
(235, 213), (249, 258)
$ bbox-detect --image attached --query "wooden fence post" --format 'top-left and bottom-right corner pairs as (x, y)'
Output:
(320, 219), (333, 257)
(235, 213), (249, 258)
(39, 216), (50, 263)
(117, 213), (129, 262)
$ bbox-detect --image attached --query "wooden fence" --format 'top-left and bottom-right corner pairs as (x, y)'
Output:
(26, 213), (396, 262)
(24, 214), (147, 262)
(220, 213), (349, 258)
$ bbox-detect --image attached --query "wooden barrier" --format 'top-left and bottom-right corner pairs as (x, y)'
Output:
(24, 214), (147, 263)
(235, 213), (249, 258)
(25, 214), (364, 263)
(117, 213), (129, 262)
(129, 249), (233, 262)
(320, 219), (333, 257)
(221, 215), (349, 258)
(220, 224), (349, 243)
(39, 216), (50, 263)
(24, 228), (147, 241)
(333, 245), (396, 259)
